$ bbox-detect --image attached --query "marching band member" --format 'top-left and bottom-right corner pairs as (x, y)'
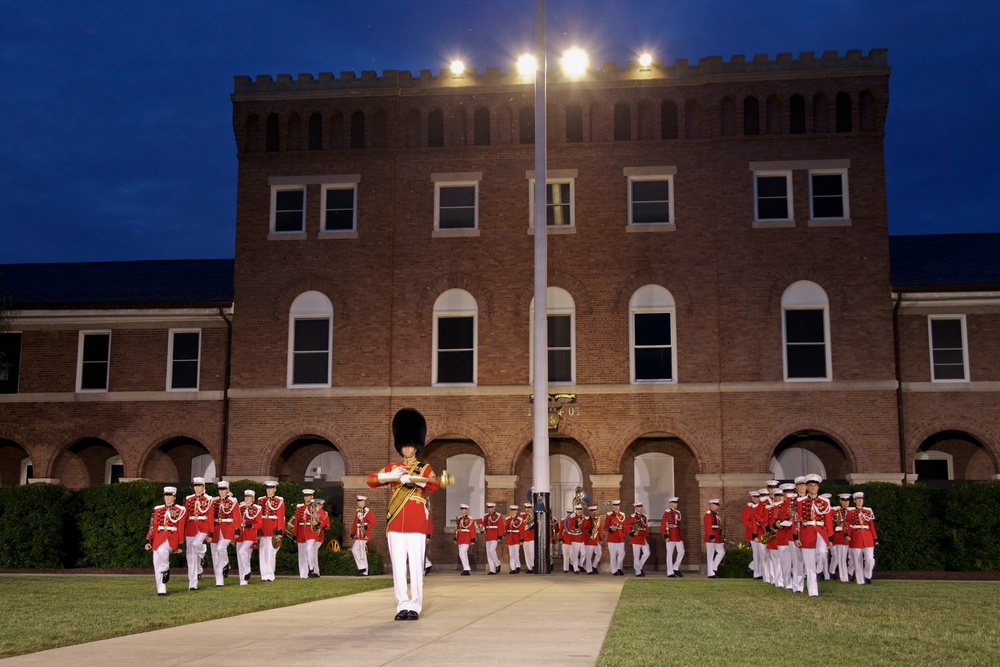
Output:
(661, 497), (685, 578)
(209, 480), (241, 586)
(505, 504), (523, 573)
(366, 408), (440, 621)
(257, 480), (285, 582)
(742, 491), (763, 578)
(310, 498), (330, 576)
(481, 502), (505, 574)
(454, 504), (476, 575)
(566, 505), (587, 573)
(776, 484), (798, 589)
(184, 477), (214, 590)
(790, 476), (809, 593)
(560, 509), (574, 572)
(520, 502), (536, 573)
(794, 474), (832, 597)
(605, 500), (627, 576)
(847, 491), (878, 585)
(145, 486), (186, 596)
(761, 488), (782, 586)
(829, 493), (852, 582)
(351, 495), (375, 576)
(583, 506), (602, 574)
(703, 499), (724, 578)
(293, 489), (322, 578)
(624, 502), (650, 577)
(817, 493), (834, 580)
(237, 489), (261, 585)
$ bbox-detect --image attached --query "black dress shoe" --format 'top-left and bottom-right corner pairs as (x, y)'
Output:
(707, 575), (717, 579)
(676, 572), (684, 577)
(157, 592), (166, 596)
(161, 570), (170, 584)
(244, 573), (251, 582)
(406, 610), (419, 620)
(223, 564), (230, 578)
(189, 587), (197, 591)
(487, 571), (496, 575)
(636, 572), (645, 577)
(461, 570), (471, 576)
(509, 569), (518, 574)
(394, 611), (409, 621)
(495, 566), (501, 574)
(425, 567), (431, 575)
(667, 573), (678, 578)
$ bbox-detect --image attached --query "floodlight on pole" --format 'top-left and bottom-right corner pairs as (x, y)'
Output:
(517, 54), (538, 77)
(450, 60), (465, 77)
(560, 46), (589, 78)
(639, 52), (653, 69)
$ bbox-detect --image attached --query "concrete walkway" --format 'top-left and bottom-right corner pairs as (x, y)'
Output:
(1, 572), (625, 666)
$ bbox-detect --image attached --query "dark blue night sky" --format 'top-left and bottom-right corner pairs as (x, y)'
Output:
(2, 1), (998, 263)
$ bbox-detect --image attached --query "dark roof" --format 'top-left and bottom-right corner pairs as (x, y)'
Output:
(890, 233), (1000, 289)
(0, 259), (234, 307)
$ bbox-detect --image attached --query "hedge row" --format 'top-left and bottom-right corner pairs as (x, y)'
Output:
(714, 481), (1000, 574)
(0, 480), (382, 574)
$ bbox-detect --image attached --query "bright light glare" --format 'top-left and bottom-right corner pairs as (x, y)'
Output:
(516, 54), (538, 77)
(560, 47), (589, 78)
(639, 53), (653, 68)
(450, 60), (465, 76)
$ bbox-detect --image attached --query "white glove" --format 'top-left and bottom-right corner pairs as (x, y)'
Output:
(780, 520), (792, 528)
(377, 467), (405, 483)
(400, 474), (412, 486)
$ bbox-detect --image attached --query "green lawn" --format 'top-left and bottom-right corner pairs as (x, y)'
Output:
(598, 579), (1000, 667)
(0, 575), (392, 658)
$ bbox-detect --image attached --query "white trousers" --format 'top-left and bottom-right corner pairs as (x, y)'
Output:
(830, 544), (849, 581)
(608, 542), (625, 573)
(508, 544), (522, 570)
(309, 539), (321, 574)
(387, 531), (426, 614)
(705, 542), (725, 576)
(521, 539), (535, 571)
(766, 548), (781, 585)
(486, 540), (501, 572)
(851, 547), (875, 583)
(210, 537), (232, 586)
(589, 544), (602, 572)
(352, 538), (369, 572)
(561, 542), (573, 571)
(185, 532), (208, 588)
(457, 543), (471, 571)
(665, 540), (685, 575)
(258, 536), (279, 581)
(749, 541), (764, 577)
(801, 546), (821, 596)
(298, 539), (317, 578)
(570, 542), (586, 572)
(236, 541), (253, 585)
(632, 543), (650, 575)
(816, 540), (830, 579)
(153, 541), (172, 594)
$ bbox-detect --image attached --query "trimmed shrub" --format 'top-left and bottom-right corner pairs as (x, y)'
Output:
(0, 484), (74, 568)
(716, 543), (754, 578)
(75, 480), (164, 567)
(946, 480), (1000, 571)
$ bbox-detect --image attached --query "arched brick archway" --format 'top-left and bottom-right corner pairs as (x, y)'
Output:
(52, 438), (120, 489)
(0, 438), (30, 486)
(140, 436), (214, 484)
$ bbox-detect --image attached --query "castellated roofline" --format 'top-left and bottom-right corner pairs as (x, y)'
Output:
(233, 48), (888, 98)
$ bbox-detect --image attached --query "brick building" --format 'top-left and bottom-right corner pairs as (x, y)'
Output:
(2, 48), (999, 570)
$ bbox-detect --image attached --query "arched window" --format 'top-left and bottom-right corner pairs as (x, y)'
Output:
(766, 95), (782, 134)
(519, 106), (535, 144)
(474, 107), (491, 145)
(790, 95), (806, 134)
(428, 108), (444, 147)
(859, 91), (876, 132)
(813, 93), (830, 133)
(566, 104), (583, 142)
(551, 454), (584, 519)
(350, 110), (365, 148)
(191, 453), (216, 483)
(288, 291), (334, 387)
(105, 455), (124, 484)
(835, 92), (852, 132)
(720, 97), (736, 136)
(743, 96), (760, 135)
(781, 281), (831, 381)
(305, 450), (345, 483)
(433, 289), (477, 385)
(661, 101), (678, 139)
(770, 448), (827, 480)
(308, 113), (323, 150)
(445, 454), (486, 526)
(634, 453), (674, 519)
(630, 285), (677, 383)
(265, 113), (280, 151)
(614, 103), (631, 141)
(20, 457), (33, 485)
(530, 287), (575, 384)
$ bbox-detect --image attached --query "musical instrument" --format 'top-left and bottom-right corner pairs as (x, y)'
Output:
(404, 469), (455, 488)
(629, 513), (648, 536)
(310, 501), (321, 532)
(589, 514), (602, 540)
(354, 507), (367, 539)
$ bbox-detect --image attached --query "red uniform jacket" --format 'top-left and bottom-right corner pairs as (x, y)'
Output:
(776, 498), (797, 547)
(520, 513), (535, 542)
(293, 503), (326, 543)
(315, 508), (330, 542)
(366, 460), (440, 533)
(765, 501), (782, 551)
(703, 510), (722, 544)
(624, 513), (649, 546)
(831, 506), (851, 546)
(146, 504), (187, 551)
(550, 517), (561, 542)
(565, 514), (587, 543)
(740, 502), (759, 541)
(504, 514), (523, 545)
(212, 495), (242, 542)
(258, 495), (286, 537)
(481, 511), (505, 541)
(583, 516), (601, 547)
(352, 507), (376, 541)
(605, 511), (626, 544)
(184, 493), (215, 537)
(560, 517), (573, 545)
(661, 508), (682, 542)
(239, 502), (262, 543)
(753, 501), (772, 541)
(454, 515), (476, 545)
(846, 507), (878, 548)
(795, 496), (832, 549)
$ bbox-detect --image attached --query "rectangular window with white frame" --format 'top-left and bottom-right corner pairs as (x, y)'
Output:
(928, 316), (969, 382)
(434, 315), (476, 384)
(167, 329), (201, 391)
(271, 186), (306, 233)
(754, 171), (793, 223)
(432, 172), (481, 235)
(528, 179), (576, 229)
(632, 311), (675, 382)
(548, 314), (573, 383)
(78, 331), (111, 392)
(321, 184), (357, 232)
(628, 176), (674, 226)
(290, 318), (331, 387)
(809, 169), (849, 221)
(783, 309), (830, 380)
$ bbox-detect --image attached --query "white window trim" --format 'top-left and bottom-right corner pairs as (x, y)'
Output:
(529, 309), (576, 385)
(269, 184), (306, 235)
(433, 181), (480, 233)
(77, 330), (111, 393)
(105, 455), (123, 484)
(432, 312), (478, 386)
(20, 457), (32, 485)
(627, 175), (675, 229)
(781, 306), (832, 382)
(528, 177), (576, 234)
(630, 307), (677, 384)
(752, 170), (794, 227)
(287, 316), (333, 388)
(928, 315), (970, 383)
(914, 450), (954, 480)
(319, 183), (358, 234)
(0, 330), (20, 390)
(167, 328), (201, 392)
(808, 168), (851, 226)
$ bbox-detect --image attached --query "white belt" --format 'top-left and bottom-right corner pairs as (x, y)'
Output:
(802, 521), (824, 526)
(850, 525), (869, 529)
(263, 515), (279, 519)
(192, 515), (208, 520)
(157, 527), (176, 532)
(218, 518), (234, 523)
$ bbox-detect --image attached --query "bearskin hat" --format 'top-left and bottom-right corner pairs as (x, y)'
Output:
(392, 407), (426, 456)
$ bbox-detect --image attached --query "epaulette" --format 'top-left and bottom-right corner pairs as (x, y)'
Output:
(186, 494), (197, 499)
(154, 504), (165, 509)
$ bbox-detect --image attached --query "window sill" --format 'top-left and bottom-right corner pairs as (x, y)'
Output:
(782, 377), (833, 383)
(528, 226), (577, 235)
(627, 223), (676, 233)
(268, 232), (307, 241)
(808, 218), (852, 227)
(432, 229), (480, 238)
(318, 230), (359, 239)
(752, 220), (795, 229)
